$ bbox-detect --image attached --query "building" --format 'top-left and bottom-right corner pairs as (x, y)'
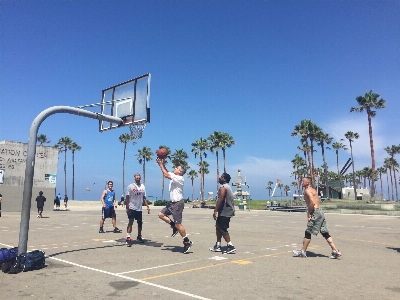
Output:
(0, 141), (58, 212)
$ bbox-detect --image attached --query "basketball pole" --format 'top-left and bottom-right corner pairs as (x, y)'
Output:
(18, 106), (123, 255)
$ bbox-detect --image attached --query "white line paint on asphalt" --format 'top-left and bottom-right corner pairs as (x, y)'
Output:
(117, 259), (202, 275)
(49, 256), (211, 300)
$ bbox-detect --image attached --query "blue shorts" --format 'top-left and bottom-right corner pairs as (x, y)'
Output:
(102, 207), (116, 219)
(127, 210), (143, 223)
(37, 206), (44, 213)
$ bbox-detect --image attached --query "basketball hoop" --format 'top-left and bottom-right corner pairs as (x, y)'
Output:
(128, 122), (147, 140)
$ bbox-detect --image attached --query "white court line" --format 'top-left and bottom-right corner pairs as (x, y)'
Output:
(117, 259), (201, 275)
(49, 256), (210, 300)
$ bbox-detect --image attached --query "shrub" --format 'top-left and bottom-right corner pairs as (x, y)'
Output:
(154, 200), (169, 206)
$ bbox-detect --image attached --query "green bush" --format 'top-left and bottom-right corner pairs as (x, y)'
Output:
(154, 200), (169, 206)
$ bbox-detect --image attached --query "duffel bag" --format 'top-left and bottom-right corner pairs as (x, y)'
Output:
(0, 247), (18, 264)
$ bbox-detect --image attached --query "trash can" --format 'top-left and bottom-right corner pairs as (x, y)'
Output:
(238, 203), (244, 210)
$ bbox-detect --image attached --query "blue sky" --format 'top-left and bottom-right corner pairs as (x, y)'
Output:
(1, 1), (399, 200)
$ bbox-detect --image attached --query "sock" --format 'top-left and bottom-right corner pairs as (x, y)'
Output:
(183, 236), (189, 242)
(227, 241), (233, 246)
(216, 242), (221, 247)
(127, 233), (131, 238)
(169, 220), (175, 227)
(100, 227), (103, 230)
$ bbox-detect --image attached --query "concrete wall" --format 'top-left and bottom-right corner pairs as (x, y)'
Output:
(0, 141), (58, 212)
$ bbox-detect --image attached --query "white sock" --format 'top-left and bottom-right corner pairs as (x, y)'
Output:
(216, 242), (221, 246)
(127, 233), (131, 238)
(227, 241), (233, 246)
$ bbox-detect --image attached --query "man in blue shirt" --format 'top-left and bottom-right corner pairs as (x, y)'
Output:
(99, 181), (121, 233)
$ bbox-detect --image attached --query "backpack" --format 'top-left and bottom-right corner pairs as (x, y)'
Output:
(7, 250), (46, 274)
(0, 247), (18, 264)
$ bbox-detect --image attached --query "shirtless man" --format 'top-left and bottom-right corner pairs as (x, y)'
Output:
(292, 177), (341, 258)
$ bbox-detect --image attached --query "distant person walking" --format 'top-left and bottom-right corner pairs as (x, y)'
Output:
(0, 194), (2, 217)
(209, 173), (236, 254)
(120, 195), (125, 207)
(36, 191), (46, 218)
(64, 194), (69, 209)
(54, 193), (61, 210)
(99, 181), (121, 233)
(125, 173), (150, 245)
(292, 177), (341, 259)
(156, 158), (193, 254)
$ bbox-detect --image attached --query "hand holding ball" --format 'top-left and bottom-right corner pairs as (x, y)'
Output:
(156, 148), (168, 159)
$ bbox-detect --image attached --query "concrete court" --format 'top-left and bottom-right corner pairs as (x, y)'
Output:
(1, 203), (400, 300)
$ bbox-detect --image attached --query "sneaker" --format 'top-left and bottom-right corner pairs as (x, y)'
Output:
(209, 243), (222, 252)
(329, 250), (342, 259)
(183, 239), (193, 254)
(171, 226), (179, 237)
(37, 215), (40, 218)
(292, 249), (307, 258)
(136, 236), (144, 243)
(99, 228), (105, 233)
(126, 237), (131, 246)
(223, 245), (236, 254)
(113, 227), (122, 233)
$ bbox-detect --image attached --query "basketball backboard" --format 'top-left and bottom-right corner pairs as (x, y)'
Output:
(99, 73), (150, 132)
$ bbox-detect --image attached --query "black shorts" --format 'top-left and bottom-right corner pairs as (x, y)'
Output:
(127, 209), (143, 223)
(37, 206), (44, 212)
(102, 207), (116, 219)
(216, 216), (231, 236)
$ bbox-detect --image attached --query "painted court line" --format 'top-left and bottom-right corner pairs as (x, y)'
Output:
(49, 256), (210, 300)
(117, 259), (202, 275)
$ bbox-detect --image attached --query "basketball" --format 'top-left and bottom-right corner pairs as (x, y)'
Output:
(157, 148), (168, 159)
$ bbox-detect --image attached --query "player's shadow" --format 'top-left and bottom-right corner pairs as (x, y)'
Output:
(48, 243), (124, 258)
(161, 245), (187, 253)
(305, 251), (329, 258)
(387, 247), (400, 253)
(115, 238), (163, 248)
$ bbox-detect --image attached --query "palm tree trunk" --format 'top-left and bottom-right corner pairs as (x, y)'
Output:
(379, 174), (383, 196)
(191, 178), (194, 200)
(321, 144), (329, 200)
(200, 155), (204, 201)
(161, 174), (165, 200)
(336, 151), (340, 175)
(64, 149), (67, 198)
(386, 169), (390, 200)
(72, 151), (75, 200)
(389, 167), (394, 201)
(143, 159), (146, 185)
(222, 149), (226, 173)
(216, 151), (219, 196)
(350, 143), (357, 201)
(367, 109), (376, 198)
(393, 167), (399, 201)
(122, 143), (126, 197)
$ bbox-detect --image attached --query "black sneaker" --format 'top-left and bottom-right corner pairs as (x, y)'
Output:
(171, 226), (179, 237)
(126, 237), (131, 246)
(183, 240), (193, 254)
(136, 236), (144, 243)
(209, 243), (222, 252)
(223, 245), (236, 254)
(99, 228), (105, 233)
(113, 227), (122, 233)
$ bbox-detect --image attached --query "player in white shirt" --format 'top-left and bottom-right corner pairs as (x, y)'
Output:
(125, 173), (150, 246)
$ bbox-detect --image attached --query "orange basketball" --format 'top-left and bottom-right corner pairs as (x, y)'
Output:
(157, 148), (168, 159)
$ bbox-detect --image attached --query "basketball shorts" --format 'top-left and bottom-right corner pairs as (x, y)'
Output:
(127, 209), (143, 223)
(102, 207), (116, 219)
(160, 200), (184, 224)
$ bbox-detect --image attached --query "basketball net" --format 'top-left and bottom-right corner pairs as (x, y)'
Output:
(128, 122), (147, 140)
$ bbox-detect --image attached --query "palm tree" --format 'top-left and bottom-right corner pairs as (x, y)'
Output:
(344, 131), (359, 200)
(135, 146), (153, 185)
(119, 133), (135, 197)
(68, 142), (81, 200)
(187, 170), (198, 201)
(37, 134), (51, 146)
(284, 185), (290, 199)
(291, 154), (306, 191)
(292, 120), (315, 184)
(171, 148), (189, 169)
(384, 145), (400, 201)
(55, 137), (73, 198)
(158, 145), (171, 200)
(277, 183), (283, 200)
(208, 131), (224, 195)
(350, 90), (386, 198)
(376, 167), (386, 196)
(267, 181), (274, 199)
(291, 181), (298, 195)
(331, 140), (348, 175)
(316, 128), (332, 199)
(191, 138), (210, 201)
(198, 161), (210, 199)
(220, 132), (235, 173)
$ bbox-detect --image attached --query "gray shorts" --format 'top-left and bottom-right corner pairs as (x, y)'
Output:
(306, 208), (329, 236)
(160, 200), (184, 224)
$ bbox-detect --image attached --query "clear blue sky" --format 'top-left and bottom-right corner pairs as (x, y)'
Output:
(1, 1), (399, 200)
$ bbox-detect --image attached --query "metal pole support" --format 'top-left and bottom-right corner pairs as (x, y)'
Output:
(18, 106), (122, 255)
